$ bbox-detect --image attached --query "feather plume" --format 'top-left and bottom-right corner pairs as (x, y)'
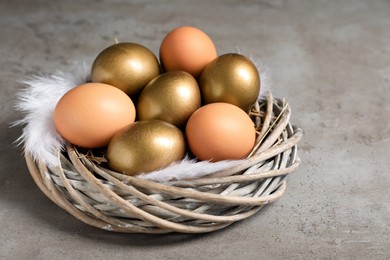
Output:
(13, 61), (90, 166)
(138, 156), (244, 182)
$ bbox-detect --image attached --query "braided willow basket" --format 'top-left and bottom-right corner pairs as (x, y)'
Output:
(25, 94), (302, 234)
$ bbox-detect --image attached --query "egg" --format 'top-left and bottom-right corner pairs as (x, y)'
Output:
(199, 53), (260, 112)
(159, 26), (217, 78)
(91, 42), (160, 96)
(54, 83), (136, 148)
(186, 103), (256, 162)
(107, 120), (186, 175)
(137, 71), (201, 128)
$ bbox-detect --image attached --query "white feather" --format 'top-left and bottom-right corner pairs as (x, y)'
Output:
(257, 63), (271, 100)
(248, 54), (271, 100)
(138, 156), (245, 182)
(14, 61), (90, 166)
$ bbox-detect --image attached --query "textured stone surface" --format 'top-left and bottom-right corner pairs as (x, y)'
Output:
(1, 0), (390, 259)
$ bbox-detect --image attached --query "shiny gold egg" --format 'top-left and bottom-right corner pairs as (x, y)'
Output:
(91, 42), (160, 96)
(137, 71), (201, 128)
(199, 53), (260, 111)
(107, 120), (186, 176)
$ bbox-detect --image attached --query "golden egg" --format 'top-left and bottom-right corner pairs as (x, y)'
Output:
(199, 53), (260, 112)
(137, 71), (201, 128)
(107, 120), (186, 176)
(91, 42), (160, 96)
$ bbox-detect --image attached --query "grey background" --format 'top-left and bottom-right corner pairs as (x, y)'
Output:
(1, 0), (389, 259)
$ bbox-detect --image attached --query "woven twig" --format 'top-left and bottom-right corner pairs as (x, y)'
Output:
(24, 93), (303, 233)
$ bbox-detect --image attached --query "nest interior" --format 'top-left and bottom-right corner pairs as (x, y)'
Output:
(25, 94), (303, 234)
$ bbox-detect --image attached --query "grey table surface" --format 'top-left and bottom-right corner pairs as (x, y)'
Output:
(1, 0), (389, 259)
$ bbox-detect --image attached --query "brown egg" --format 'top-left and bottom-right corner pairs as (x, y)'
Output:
(53, 83), (136, 148)
(137, 71), (201, 128)
(159, 26), (217, 78)
(199, 53), (260, 112)
(186, 103), (256, 162)
(91, 42), (160, 96)
(107, 120), (186, 175)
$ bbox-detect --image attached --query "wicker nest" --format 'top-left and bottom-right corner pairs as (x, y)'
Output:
(24, 94), (302, 234)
